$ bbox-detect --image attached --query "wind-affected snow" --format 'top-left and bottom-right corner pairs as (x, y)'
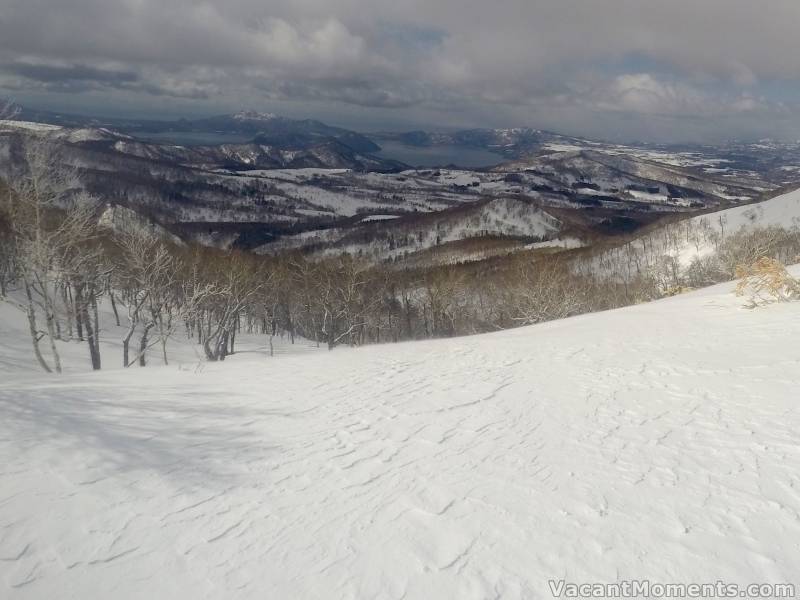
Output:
(2, 271), (800, 598)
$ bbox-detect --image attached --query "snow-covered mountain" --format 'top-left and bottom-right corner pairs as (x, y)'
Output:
(257, 196), (564, 264)
(15, 107), (382, 154)
(3, 112), (800, 263)
(1, 268), (799, 598)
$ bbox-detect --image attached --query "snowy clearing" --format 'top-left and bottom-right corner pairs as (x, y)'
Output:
(1, 273), (800, 598)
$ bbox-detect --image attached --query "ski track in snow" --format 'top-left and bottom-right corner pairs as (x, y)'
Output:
(1, 276), (800, 598)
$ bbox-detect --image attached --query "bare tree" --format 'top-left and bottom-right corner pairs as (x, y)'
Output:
(114, 230), (177, 367)
(290, 257), (323, 347)
(1, 140), (98, 373)
(194, 251), (262, 362)
(314, 257), (379, 349)
(421, 268), (465, 337)
(0, 189), (16, 296)
(261, 263), (282, 356)
(63, 210), (106, 370)
(503, 257), (588, 326)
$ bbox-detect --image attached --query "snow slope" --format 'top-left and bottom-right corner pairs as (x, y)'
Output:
(682, 186), (800, 259)
(2, 274), (800, 598)
(697, 186), (800, 232)
(589, 186), (800, 280)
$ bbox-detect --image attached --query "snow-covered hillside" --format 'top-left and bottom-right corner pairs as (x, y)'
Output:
(586, 186), (800, 287)
(668, 186), (800, 267)
(257, 197), (563, 262)
(686, 187), (800, 249)
(2, 271), (799, 598)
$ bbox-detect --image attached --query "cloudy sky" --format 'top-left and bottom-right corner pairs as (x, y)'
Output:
(0, 0), (798, 142)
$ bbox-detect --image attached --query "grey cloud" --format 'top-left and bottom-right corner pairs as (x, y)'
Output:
(0, 61), (218, 99)
(3, 63), (139, 84)
(1, 0), (799, 140)
(254, 76), (459, 109)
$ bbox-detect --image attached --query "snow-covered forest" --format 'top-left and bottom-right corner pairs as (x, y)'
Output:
(2, 135), (800, 375)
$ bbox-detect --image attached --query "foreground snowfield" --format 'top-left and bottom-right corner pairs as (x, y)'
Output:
(2, 274), (800, 599)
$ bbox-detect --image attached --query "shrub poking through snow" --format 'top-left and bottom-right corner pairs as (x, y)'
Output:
(735, 257), (800, 308)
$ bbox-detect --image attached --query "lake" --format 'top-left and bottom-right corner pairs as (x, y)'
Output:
(132, 132), (508, 168)
(373, 140), (506, 168)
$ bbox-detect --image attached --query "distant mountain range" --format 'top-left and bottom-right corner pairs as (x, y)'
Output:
(4, 105), (800, 265)
(14, 104), (800, 182)
(15, 106), (381, 154)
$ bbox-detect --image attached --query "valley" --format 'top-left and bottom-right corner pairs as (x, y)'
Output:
(3, 109), (800, 267)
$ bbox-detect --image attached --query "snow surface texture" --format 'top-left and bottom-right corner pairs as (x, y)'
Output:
(1, 273), (800, 598)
